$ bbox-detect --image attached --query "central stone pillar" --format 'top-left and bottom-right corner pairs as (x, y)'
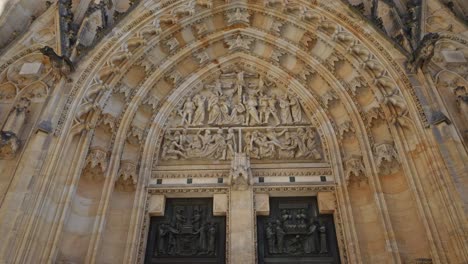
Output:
(229, 187), (256, 264)
(228, 153), (256, 263)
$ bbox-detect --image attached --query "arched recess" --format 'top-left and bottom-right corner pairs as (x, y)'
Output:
(11, 1), (467, 264)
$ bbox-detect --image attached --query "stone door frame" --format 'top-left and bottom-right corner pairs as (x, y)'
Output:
(137, 185), (348, 264)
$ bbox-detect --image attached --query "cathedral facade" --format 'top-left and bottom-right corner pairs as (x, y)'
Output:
(0, 0), (467, 263)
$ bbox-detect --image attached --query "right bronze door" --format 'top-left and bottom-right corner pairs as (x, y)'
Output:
(257, 197), (341, 264)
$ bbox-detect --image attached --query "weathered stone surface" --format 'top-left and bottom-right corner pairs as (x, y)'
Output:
(0, 1), (466, 264)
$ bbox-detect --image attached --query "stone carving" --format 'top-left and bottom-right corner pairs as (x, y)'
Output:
(160, 69), (323, 162)
(39, 46), (74, 76)
(161, 127), (322, 161)
(196, 0), (212, 9)
(407, 33), (440, 73)
(453, 86), (467, 113)
(228, 153), (253, 190)
(226, 8), (250, 25)
(85, 147), (108, 173)
(337, 120), (354, 140)
(172, 1), (196, 17)
(0, 97), (31, 158)
(117, 160), (138, 186)
(345, 156), (367, 185)
(226, 35), (254, 51)
(374, 143), (400, 175)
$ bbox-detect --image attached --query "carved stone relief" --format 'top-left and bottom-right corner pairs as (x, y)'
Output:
(160, 69), (323, 163)
(0, 97), (31, 159)
(145, 198), (226, 263)
(257, 197), (340, 264)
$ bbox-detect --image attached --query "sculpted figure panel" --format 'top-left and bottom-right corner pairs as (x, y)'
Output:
(160, 68), (324, 163)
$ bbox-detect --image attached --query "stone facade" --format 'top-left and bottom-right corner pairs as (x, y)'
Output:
(0, 0), (467, 263)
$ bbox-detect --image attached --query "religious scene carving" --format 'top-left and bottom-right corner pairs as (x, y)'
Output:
(257, 197), (340, 263)
(145, 198), (225, 264)
(160, 69), (323, 162)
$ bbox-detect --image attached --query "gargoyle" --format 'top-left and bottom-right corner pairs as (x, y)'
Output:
(40, 46), (75, 76)
(407, 33), (440, 73)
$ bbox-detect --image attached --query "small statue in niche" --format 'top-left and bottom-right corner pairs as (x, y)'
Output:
(179, 97), (195, 126)
(278, 94), (293, 124)
(192, 94), (206, 126)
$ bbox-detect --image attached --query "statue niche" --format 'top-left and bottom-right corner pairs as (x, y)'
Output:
(159, 68), (324, 163)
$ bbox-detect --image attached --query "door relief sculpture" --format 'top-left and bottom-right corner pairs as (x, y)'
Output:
(145, 198), (226, 264)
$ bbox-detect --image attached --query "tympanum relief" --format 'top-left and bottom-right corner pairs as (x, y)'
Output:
(160, 69), (323, 163)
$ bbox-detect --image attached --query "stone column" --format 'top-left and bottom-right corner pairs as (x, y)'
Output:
(228, 187), (256, 264)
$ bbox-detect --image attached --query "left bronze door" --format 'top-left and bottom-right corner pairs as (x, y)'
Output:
(145, 198), (226, 264)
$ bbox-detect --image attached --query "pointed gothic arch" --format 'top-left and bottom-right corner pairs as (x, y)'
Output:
(1, 1), (464, 264)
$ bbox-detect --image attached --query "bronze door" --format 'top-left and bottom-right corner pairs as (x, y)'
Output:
(257, 197), (341, 264)
(145, 198), (226, 264)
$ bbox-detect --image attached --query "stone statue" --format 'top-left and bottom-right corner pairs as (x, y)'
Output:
(265, 128), (287, 148)
(266, 95), (281, 125)
(243, 94), (261, 125)
(244, 132), (260, 159)
(2, 97), (31, 136)
(227, 102), (246, 124)
(235, 70), (245, 101)
(180, 97), (195, 126)
(278, 132), (297, 159)
(212, 129), (227, 160)
(162, 132), (187, 160)
(228, 152), (253, 190)
(226, 128), (237, 158)
(289, 94), (302, 124)
(258, 94), (269, 124)
(208, 94), (223, 125)
(192, 95), (206, 125)
(279, 94), (293, 124)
